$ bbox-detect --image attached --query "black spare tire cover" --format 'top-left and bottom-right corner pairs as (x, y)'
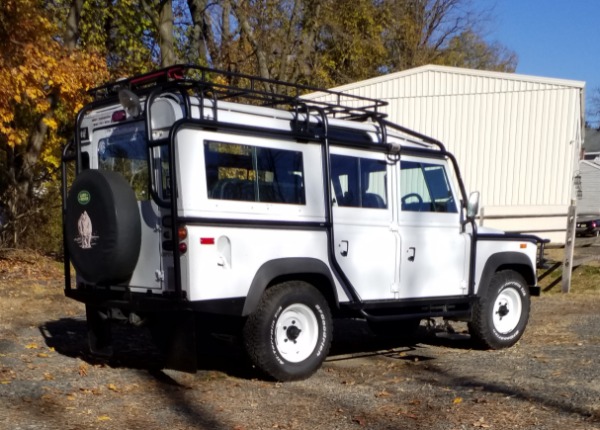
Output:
(65, 169), (142, 285)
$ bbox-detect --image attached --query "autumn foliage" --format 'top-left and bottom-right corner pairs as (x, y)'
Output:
(0, 0), (518, 252)
(0, 0), (107, 247)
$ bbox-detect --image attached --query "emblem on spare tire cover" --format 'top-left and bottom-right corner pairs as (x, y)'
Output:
(77, 190), (90, 205)
(76, 210), (94, 249)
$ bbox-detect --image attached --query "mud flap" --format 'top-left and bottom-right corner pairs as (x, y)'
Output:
(155, 312), (198, 373)
(86, 304), (113, 357)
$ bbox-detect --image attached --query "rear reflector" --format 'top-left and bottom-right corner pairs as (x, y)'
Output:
(178, 242), (188, 254)
(200, 238), (215, 245)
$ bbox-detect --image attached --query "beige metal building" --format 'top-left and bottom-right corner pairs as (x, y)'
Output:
(306, 65), (585, 243)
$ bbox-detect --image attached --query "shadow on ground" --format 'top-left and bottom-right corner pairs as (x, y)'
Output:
(39, 317), (475, 379)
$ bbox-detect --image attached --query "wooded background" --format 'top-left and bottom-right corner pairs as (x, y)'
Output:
(0, 0), (518, 252)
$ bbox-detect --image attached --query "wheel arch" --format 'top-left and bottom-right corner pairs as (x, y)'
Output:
(477, 252), (536, 297)
(242, 258), (338, 317)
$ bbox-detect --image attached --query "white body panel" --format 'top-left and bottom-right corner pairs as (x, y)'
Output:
(75, 89), (539, 309)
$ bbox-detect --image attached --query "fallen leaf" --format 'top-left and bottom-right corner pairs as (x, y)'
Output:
(37, 352), (49, 358)
(352, 416), (367, 426)
(25, 343), (38, 349)
(79, 364), (88, 377)
(97, 415), (111, 422)
(43, 372), (54, 381)
(107, 383), (118, 392)
(375, 390), (391, 398)
(453, 397), (463, 404)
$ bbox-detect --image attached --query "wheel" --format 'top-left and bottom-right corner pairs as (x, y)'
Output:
(65, 169), (141, 284)
(368, 318), (421, 338)
(243, 281), (332, 381)
(468, 270), (530, 349)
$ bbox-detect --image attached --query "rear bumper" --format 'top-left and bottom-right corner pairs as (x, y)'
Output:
(64, 286), (245, 316)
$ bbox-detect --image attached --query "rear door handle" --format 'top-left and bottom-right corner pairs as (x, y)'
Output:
(339, 240), (349, 257)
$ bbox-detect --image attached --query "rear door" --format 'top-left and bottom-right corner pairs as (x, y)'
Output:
(93, 122), (164, 290)
(330, 148), (399, 301)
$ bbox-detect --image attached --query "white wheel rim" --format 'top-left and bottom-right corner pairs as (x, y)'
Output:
(274, 304), (319, 363)
(492, 287), (522, 334)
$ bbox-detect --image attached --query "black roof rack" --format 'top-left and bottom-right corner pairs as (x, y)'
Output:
(88, 64), (388, 121)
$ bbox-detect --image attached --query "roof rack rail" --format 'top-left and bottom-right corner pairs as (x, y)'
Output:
(88, 64), (388, 121)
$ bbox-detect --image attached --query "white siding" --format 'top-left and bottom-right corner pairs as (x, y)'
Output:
(578, 160), (600, 215)
(306, 65), (585, 243)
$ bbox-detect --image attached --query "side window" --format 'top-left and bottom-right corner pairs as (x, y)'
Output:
(330, 154), (387, 209)
(205, 141), (305, 204)
(400, 160), (457, 213)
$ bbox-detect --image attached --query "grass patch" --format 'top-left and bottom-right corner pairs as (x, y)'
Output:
(538, 260), (600, 294)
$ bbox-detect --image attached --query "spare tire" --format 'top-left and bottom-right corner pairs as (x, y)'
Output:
(65, 169), (142, 285)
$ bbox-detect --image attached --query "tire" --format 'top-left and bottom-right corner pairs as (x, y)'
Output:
(243, 281), (332, 381)
(368, 318), (421, 338)
(468, 270), (530, 349)
(65, 169), (141, 285)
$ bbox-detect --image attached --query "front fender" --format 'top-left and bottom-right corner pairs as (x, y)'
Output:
(477, 252), (537, 297)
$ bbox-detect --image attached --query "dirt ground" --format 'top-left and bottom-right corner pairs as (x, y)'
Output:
(1, 248), (599, 430)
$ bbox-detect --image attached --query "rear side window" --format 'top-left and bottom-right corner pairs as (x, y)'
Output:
(400, 160), (457, 213)
(205, 141), (305, 204)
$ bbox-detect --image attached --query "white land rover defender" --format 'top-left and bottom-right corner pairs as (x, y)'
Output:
(62, 65), (547, 381)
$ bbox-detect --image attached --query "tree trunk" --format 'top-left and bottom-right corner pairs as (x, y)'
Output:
(65, 0), (84, 50)
(158, 0), (176, 67)
(186, 0), (209, 65)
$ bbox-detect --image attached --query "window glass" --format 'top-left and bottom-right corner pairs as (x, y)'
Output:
(330, 154), (387, 209)
(400, 160), (457, 213)
(205, 141), (305, 204)
(98, 129), (148, 200)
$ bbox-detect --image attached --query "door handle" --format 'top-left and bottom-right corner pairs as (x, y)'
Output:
(339, 240), (349, 257)
(407, 247), (416, 262)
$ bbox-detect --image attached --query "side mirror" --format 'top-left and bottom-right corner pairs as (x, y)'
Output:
(466, 191), (480, 220)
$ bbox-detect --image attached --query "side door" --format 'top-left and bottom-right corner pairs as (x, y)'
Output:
(330, 149), (399, 301)
(396, 156), (469, 298)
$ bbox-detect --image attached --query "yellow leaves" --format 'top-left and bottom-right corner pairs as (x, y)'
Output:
(97, 415), (111, 422)
(453, 397), (463, 404)
(25, 343), (39, 349)
(0, 0), (109, 178)
(42, 117), (58, 130)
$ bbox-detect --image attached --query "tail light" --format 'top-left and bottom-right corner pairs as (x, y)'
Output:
(178, 226), (188, 254)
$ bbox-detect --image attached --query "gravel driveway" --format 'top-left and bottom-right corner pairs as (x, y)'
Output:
(1, 253), (599, 430)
